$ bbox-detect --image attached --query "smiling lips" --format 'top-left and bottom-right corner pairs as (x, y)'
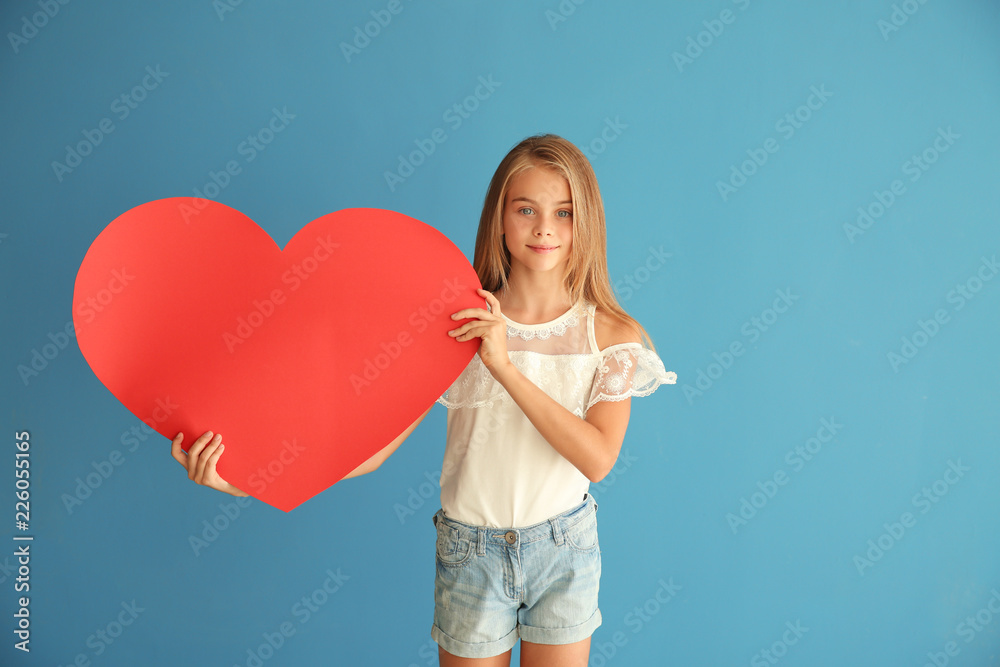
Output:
(528, 245), (558, 253)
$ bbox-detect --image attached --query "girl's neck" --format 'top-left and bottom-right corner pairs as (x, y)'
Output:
(497, 274), (575, 325)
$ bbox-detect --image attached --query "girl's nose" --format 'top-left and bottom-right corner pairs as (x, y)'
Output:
(533, 213), (557, 235)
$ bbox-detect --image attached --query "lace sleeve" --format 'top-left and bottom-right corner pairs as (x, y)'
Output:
(435, 354), (512, 410)
(586, 343), (676, 411)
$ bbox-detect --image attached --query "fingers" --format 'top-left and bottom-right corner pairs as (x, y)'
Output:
(448, 319), (493, 340)
(199, 440), (227, 486)
(478, 288), (500, 312)
(224, 479), (250, 498)
(174, 430), (218, 480)
(193, 433), (223, 482)
(171, 429), (236, 494)
(449, 307), (489, 322)
(476, 288), (498, 315)
(449, 289), (499, 323)
(170, 432), (186, 466)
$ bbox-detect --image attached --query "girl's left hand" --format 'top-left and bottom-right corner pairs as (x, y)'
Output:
(448, 288), (510, 379)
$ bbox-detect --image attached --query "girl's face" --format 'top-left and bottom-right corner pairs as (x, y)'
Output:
(502, 166), (574, 278)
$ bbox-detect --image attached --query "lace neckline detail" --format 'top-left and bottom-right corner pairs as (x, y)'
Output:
(504, 299), (585, 340)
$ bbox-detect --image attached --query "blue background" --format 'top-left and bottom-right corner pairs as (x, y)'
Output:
(2, 1), (999, 665)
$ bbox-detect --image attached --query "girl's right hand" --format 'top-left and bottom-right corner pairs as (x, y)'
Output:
(171, 431), (250, 498)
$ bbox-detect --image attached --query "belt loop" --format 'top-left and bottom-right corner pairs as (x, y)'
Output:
(477, 527), (486, 555)
(549, 516), (564, 546)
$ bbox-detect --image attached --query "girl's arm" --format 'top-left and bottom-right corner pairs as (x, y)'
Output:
(492, 353), (633, 484)
(449, 289), (634, 484)
(172, 404), (434, 496)
(341, 404), (434, 478)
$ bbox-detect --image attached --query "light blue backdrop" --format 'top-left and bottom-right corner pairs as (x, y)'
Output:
(2, 1), (999, 665)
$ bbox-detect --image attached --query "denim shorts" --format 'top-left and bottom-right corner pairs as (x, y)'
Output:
(430, 494), (602, 659)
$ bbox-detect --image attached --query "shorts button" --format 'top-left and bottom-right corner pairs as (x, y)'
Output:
(504, 531), (517, 545)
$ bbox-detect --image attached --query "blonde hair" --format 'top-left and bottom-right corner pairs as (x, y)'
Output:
(473, 134), (656, 353)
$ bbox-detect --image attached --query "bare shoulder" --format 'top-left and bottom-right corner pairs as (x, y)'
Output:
(593, 305), (643, 351)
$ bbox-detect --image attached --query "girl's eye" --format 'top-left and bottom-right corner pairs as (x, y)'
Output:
(557, 210), (572, 218)
(519, 207), (534, 215)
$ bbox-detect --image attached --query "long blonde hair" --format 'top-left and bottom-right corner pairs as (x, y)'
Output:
(473, 134), (657, 353)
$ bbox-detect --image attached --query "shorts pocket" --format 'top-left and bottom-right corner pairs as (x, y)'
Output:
(435, 522), (474, 567)
(564, 506), (600, 553)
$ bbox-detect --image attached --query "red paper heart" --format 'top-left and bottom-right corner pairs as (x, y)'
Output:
(73, 198), (482, 511)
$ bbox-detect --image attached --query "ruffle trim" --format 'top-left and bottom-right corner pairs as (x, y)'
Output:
(436, 343), (676, 412)
(436, 353), (513, 410)
(504, 301), (583, 341)
(584, 343), (677, 412)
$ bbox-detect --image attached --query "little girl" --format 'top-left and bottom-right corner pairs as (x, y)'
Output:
(172, 134), (675, 666)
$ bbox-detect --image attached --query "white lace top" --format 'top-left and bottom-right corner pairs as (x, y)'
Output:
(434, 298), (676, 528)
